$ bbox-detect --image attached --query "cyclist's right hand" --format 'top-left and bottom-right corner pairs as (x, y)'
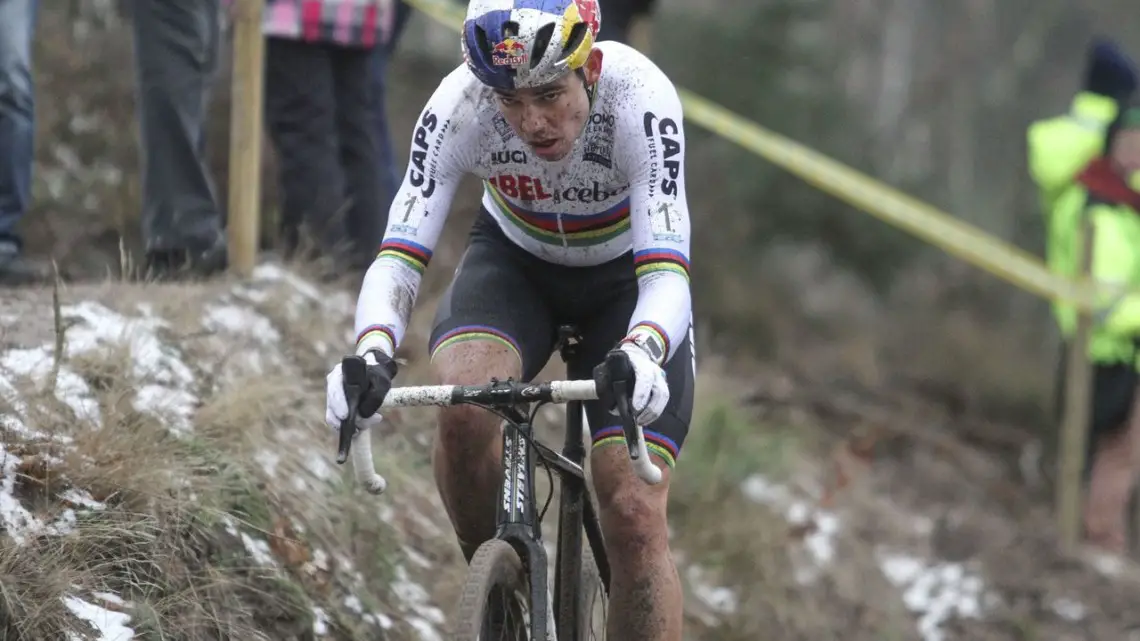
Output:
(593, 342), (669, 427)
(325, 350), (399, 432)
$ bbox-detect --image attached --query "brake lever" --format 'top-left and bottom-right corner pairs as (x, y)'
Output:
(336, 355), (367, 465)
(612, 379), (663, 485)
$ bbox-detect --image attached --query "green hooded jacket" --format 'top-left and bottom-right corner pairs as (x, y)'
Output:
(1028, 91), (1140, 366)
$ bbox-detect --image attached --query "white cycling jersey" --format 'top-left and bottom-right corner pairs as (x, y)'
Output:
(354, 41), (693, 366)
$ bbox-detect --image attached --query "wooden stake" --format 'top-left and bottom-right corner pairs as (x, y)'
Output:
(226, 0), (266, 276)
(1056, 213), (1095, 551)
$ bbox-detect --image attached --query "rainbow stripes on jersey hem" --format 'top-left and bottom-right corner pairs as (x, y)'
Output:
(356, 324), (396, 354)
(430, 325), (522, 361)
(633, 248), (690, 281)
(485, 182), (631, 246)
(377, 239), (432, 274)
(592, 426), (678, 468)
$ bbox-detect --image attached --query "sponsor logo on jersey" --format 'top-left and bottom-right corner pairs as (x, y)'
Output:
(409, 110), (439, 198)
(488, 175), (629, 203)
(491, 150), (528, 165)
(584, 112), (615, 168)
(589, 112), (615, 127)
(492, 113), (515, 142)
(642, 110), (682, 199)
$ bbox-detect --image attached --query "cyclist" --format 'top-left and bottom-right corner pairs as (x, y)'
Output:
(325, 0), (693, 637)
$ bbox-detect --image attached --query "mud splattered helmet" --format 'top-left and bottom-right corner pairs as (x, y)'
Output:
(461, 0), (601, 91)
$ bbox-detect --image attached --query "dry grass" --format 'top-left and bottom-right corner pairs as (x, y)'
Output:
(1, 376), (304, 639)
(0, 259), (459, 640)
(665, 356), (920, 640)
(880, 279), (1058, 426)
(2, 258), (1134, 641)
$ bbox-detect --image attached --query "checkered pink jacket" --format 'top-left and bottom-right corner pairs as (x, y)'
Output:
(257, 0), (394, 48)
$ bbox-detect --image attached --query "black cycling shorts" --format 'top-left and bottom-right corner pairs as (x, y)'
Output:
(1053, 349), (1139, 474)
(428, 209), (695, 468)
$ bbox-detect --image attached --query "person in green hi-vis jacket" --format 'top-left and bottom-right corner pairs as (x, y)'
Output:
(1028, 38), (1140, 555)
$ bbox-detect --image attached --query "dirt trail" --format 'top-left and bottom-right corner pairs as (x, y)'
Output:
(736, 359), (1140, 640)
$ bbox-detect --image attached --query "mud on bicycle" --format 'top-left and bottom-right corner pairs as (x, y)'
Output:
(334, 324), (660, 640)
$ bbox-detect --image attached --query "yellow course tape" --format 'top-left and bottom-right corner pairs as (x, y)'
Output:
(400, 0), (1124, 312)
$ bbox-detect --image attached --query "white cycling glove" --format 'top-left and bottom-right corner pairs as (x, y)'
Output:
(325, 351), (389, 433)
(617, 342), (670, 426)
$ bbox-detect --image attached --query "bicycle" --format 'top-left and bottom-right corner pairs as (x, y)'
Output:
(333, 324), (663, 640)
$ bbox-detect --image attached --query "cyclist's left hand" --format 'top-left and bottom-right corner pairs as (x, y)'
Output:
(599, 342), (670, 426)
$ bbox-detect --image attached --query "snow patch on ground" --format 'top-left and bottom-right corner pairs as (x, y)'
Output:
(0, 301), (199, 436)
(877, 551), (986, 641)
(0, 266), (443, 640)
(62, 594), (134, 641)
(741, 473), (992, 641)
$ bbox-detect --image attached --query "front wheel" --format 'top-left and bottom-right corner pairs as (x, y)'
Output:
(452, 539), (533, 640)
(577, 552), (608, 640)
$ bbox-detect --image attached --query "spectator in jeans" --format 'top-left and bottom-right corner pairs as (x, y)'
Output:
(368, 0), (413, 218)
(263, 0), (393, 274)
(131, 0), (228, 279)
(1029, 39), (1140, 555)
(0, 0), (47, 285)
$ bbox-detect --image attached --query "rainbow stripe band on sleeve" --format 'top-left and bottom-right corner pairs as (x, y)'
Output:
(592, 426), (678, 468)
(633, 248), (690, 281)
(430, 325), (522, 362)
(628, 321), (670, 362)
(356, 324), (396, 353)
(377, 239), (433, 274)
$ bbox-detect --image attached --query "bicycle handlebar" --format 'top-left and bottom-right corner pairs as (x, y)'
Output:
(335, 376), (663, 494)
(384, 379), (599, 407)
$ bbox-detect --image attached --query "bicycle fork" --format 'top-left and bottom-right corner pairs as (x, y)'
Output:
(495, 409), (554, 640)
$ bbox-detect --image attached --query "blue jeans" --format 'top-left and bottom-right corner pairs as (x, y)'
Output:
(0, 0), (37, 252)
(131, 0), (225, 254)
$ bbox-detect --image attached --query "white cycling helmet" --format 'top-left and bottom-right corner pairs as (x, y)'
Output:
(461, 0), (601, 91)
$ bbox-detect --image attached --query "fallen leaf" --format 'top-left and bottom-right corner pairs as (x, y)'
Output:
(268, 517), (311, 568)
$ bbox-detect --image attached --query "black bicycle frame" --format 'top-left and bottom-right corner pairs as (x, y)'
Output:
(490, 326), (611, 641)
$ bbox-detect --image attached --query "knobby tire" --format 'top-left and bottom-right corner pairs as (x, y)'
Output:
(577, 551), (607, 640)
(453, 539), (532, 640)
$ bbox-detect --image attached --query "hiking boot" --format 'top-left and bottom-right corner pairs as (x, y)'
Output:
(0, 243), (51, 286)
(141, 241), (228, 282)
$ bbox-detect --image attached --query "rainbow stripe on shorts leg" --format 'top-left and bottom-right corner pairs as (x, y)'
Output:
(377, 238), (432, 274)
(592, 426), (678, 468)
(430, 325), (522, 362)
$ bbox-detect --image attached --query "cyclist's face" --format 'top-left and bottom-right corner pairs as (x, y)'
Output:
(494, 48), (603, 161)
(1112, 126), (1140, 176)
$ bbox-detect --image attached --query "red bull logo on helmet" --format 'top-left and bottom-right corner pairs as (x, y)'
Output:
(573, 0), (600, 36)
(491, 37), (528, 67)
